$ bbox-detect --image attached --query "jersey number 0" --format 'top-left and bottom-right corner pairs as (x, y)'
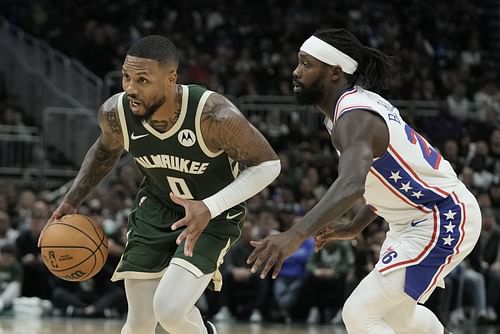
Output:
(167, 176), (194, 199)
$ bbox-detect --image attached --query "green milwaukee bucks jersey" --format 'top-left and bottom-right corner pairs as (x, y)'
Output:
(117, 85), (240, 211)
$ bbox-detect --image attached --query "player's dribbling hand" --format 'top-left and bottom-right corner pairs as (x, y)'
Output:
(38, 202), (77, 247)
(246, 229), (305, 279)
(170, 192), (212, 257)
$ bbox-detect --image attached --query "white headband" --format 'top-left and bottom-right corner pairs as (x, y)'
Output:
(300, 36), (358, 74)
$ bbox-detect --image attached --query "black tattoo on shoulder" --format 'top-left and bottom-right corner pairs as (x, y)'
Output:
(199, 93), (277, 165)
(105, 110), (122, 134)
(202, 94), (232, 125)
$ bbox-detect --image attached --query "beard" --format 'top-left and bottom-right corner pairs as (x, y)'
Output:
(143, 96), (166, 119)
(294, 78), (324, 105)
(128, 94), (166, 119)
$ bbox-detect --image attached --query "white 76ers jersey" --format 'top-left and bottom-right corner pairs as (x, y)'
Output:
(326, 86), (481, 303)
(328, 85), (459, 224)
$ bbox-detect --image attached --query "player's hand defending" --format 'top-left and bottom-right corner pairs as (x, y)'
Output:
(170, 192), (212, 257)
(247, 229), (305, 279)
(38, 202), (77, 247)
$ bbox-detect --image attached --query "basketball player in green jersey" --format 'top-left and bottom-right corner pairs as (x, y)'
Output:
(40, 36), (280, 334)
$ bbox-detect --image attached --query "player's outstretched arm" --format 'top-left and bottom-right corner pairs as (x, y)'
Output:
(171, 93), (280, 257)
(57, 95), (124, 216)
(247, 110), (388, 278)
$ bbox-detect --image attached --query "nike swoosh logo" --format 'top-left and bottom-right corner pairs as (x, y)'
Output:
(131, 132), (149, 140)
(410, 218), (427, 227)
(226, 212), (243, 220)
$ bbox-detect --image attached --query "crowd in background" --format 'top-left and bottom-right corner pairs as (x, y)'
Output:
(0, 0), (500, 329)
(1, 0), (498, 99)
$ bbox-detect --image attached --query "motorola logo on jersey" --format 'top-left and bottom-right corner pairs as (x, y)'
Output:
(178, 129), (196, 147)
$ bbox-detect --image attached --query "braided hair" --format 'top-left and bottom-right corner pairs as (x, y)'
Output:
(313, 29), (398, 91)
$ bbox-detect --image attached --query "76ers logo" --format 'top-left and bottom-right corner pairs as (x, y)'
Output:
(381, 242), (400, 264)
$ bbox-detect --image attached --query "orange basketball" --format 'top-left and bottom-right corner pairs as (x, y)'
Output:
(40, 214), (108, 282)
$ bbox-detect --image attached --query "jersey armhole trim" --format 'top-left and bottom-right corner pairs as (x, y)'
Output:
(117, 92), (130, 151)
(195, 91), (224, 158)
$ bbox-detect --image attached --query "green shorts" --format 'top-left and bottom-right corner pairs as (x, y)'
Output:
(111, 191), (244, 290)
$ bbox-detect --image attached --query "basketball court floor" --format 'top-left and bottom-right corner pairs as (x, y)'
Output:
(1, 317), (500, 334)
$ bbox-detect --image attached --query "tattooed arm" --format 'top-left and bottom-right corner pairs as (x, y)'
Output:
(39, 95), (124, 245)
(201, 93), (278, 165)
(196, 93), (280, 215)
(170, 93), (280, 257)
(56, 94), (124, 214)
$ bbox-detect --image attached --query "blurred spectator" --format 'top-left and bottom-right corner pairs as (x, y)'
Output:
(15, 200), (51, 299)
(0, 244), (23, 313)
(419, 101), (462, 145)
(252, 208), (280, 240)
(449, 239), (489, 325)
(0, 103), (26, 126)
(15, 190), (37, 229)
(260, 109), (290, 150)
(467, 141), (495, 191)
(489, 182), (500, 222)
(480, 208), (500, 322)
(50, 268), (126, 318)
(305, 237), (354, 324)
(474, 81), (500, 122)
(0, 211), (19, 249)
(214, 220), (268, 323)
(273, 217), (314, 323)
(447, 82), (471, 122)
(490, 129), (500, 180)
(441, 139), (464, 173)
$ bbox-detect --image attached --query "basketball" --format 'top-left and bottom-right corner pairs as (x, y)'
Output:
(40, 214), (109, 282)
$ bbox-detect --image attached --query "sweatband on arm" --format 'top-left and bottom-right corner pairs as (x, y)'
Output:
(202, 159), (281, 218)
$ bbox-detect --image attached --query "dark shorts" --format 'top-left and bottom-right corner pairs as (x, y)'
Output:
(112, 191), (245, 288)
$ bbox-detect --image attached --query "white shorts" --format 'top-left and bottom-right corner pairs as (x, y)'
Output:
(375, 183), (481, 303)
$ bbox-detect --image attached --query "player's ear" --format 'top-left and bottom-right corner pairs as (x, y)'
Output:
(164, 69), (177, 86)
(169, 70), (177, 84)
(329, 65), (343, 82)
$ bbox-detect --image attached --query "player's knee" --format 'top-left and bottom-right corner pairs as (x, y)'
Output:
(153, 294), (186, 329)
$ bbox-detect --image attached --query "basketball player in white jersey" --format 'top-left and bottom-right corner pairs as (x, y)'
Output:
(247, 28), (481, 334)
